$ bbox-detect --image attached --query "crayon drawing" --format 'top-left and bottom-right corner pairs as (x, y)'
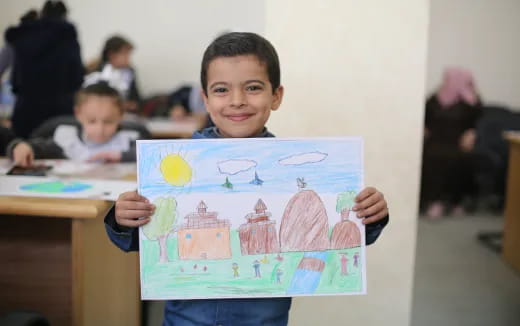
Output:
(137, 137), (366, 300)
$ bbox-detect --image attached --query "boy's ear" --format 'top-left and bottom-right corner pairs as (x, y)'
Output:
(271, 85), (284, 111)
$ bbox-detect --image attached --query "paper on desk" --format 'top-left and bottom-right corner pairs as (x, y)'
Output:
(0, 175), (136, 201)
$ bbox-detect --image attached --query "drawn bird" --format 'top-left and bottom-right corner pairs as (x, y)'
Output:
(203, 266), (207, 272)
(180, 266), (184, 273)
(193, 264), (198, 270)
(297, 177), (307, 190)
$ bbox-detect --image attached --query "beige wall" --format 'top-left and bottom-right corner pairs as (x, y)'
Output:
(1, 1), (428, 325)
(266, 1), (428, 325)
(427, 0), (520, 109)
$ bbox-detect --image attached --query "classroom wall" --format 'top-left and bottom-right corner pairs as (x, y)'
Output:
(0, 0), (265, 95)
(265, 1), (428, 325)
(1, 1), (428, 325)
(427, 0), (520, 109)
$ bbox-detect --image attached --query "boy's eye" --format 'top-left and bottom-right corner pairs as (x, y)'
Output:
(213, 87), (228, 94)
(246, 85), (263, 91)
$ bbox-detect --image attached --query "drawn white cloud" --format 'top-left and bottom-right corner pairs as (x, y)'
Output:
(278, 151), (328, 166)
(218, 159), (257, 175)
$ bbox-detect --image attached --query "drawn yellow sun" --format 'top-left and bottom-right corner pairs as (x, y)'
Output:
(160, 154), (192, 186)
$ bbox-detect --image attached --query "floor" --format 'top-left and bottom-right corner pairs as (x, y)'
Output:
(411, 213), (520, 326)
(145, 213), (520, 325)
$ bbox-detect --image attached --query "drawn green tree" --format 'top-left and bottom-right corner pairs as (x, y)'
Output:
(142, 197), (177, 263)
(336, 190), (356, 220)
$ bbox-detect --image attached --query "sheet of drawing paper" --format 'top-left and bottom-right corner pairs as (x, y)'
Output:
(137, 138), (366, 300)
(0, 175), (136, 200)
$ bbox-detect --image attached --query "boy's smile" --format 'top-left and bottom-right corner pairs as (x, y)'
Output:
(203, 55), (283, 138)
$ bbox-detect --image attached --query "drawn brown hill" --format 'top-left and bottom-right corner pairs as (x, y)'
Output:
(330, 220), (361, 249)
(279, 190), (330, 252)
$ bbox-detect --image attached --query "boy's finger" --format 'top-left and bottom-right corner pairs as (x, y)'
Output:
(355, 187), (376, 202)
(356, 200), (386, 218)
(117, 200), (154, 211)
(117, 217), (151, 228)
(353, 191), (383, 211)
(362, 208), (389, 225)
(117, 209), (154, 220)
(119, 191), (149, 203)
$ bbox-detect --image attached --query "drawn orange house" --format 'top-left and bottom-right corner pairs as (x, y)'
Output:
(238, 199), (280, 255)
(177, 201), (231, 260)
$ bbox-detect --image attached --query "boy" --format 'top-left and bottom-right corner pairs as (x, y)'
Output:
(8, 82), (150, 166)
(106, 32), (389, 326)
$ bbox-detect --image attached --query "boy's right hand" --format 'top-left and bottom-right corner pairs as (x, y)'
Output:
(115, 191), (155, 228)
(12, 142), (34, 167)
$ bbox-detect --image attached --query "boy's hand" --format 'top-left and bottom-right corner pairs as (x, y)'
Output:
(88, 151), (122, 163)
(115, 191), (155, 228)
(12, 142), (34, 167)
(353, 187), (388, 224)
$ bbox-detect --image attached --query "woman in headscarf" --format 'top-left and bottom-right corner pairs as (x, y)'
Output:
(420, 67), (482, 219)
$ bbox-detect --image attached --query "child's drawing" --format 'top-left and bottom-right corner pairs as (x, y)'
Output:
(137, 137), (366, 300)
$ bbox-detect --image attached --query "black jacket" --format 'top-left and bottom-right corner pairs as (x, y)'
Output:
(5, 18), (84, 97)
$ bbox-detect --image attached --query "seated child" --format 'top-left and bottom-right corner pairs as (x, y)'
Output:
(105, 32), (390, 326)
(8, 82), (150, 166)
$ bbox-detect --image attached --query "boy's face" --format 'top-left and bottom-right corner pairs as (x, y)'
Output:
(75, 95), (123, 144)
(202, 55), (283, 138)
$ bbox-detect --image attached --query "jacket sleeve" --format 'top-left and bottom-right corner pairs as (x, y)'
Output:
(104, 205), (140, 252)
(7, 137), (66, 160)
(365, 215), (389, 245)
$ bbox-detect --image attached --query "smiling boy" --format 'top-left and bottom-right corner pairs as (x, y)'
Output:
(106, 32), (389, 326)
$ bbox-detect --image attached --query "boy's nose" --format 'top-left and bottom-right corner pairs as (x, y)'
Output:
(230, 90), (246, 108)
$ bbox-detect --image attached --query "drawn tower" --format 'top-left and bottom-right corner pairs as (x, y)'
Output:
(177, 201), (231, 260)
(238, 199), (280, 255)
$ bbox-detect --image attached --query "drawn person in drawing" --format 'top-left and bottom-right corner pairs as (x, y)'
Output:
(276, 268), (283, 284)
(354, 252), (360, 268)
(340, 254), (348, 276)
(232, 263), (239, 278)
(253, 260), (261, 278)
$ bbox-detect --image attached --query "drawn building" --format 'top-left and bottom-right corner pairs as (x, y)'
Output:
(177, 201), (232, 260)
(238, 199), (280, 255)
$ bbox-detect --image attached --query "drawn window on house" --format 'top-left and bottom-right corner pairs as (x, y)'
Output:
(216, 232), (222, 238)
(186, 233), (192, 239)
(251, 229), (256, 235)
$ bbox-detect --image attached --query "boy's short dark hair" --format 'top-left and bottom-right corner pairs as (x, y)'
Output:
(200, 32), (280, 95)
(76, 82), (123, 112)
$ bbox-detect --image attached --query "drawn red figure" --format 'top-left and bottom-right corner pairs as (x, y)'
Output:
(340, 254), (348, 276)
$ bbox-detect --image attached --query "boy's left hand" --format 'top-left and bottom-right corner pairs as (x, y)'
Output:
(353, 187), (388, 225)
(88, 151), (122, 163)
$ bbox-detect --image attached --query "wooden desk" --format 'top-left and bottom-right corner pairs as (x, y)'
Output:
(503, 132), (520, 273)
(0, 197), (140, 325)
(145, 118), (199, 139)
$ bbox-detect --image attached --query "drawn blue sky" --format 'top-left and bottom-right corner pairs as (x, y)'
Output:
(137, 138), (363, 198)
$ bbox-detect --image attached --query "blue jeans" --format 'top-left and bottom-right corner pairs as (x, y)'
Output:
(163, 298), (291, 326)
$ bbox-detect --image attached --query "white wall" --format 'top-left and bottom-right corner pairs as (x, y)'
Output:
(0, 0), (265, 95)
(1, 1), (427, 325)
(266, 1), (427, 325)
(427, 0), (520, 109)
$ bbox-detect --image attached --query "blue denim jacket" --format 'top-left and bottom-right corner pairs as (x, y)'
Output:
(104, 127), (389, 326)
